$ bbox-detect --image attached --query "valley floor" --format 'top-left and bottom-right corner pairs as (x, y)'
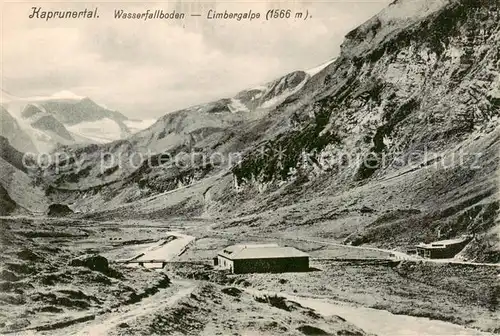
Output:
(0, 217), (498, 335)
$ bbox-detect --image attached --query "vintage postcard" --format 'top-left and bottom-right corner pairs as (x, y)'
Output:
(0, 0), (499, 334)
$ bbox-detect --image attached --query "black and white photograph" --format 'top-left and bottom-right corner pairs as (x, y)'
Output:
(0, 0), (499, 334)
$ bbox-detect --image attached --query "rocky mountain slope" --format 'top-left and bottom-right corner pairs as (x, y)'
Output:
(0, 137), (48, 215)
(218, 0), (500, 261)
(26, 0), (500, 261)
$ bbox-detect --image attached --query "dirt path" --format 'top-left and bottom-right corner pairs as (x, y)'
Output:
(50, 280), (197, 336)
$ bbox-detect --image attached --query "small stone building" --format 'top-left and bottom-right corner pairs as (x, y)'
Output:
(214, 244), (309, 274)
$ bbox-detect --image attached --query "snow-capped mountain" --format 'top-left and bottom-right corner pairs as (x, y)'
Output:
(0, 90), (153, 152)
(22, 104), (74, 142)
(0, 105), (37, 153)
(212, 60), (336, 117)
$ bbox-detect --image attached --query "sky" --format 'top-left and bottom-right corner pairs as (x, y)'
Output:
(1, 0), (390, 119)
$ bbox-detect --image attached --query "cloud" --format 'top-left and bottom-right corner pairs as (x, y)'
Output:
(1, 1), (389, 118)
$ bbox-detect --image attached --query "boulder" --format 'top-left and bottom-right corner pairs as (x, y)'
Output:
(70, 254), (109, 274)
(69, 254), (123, 279)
